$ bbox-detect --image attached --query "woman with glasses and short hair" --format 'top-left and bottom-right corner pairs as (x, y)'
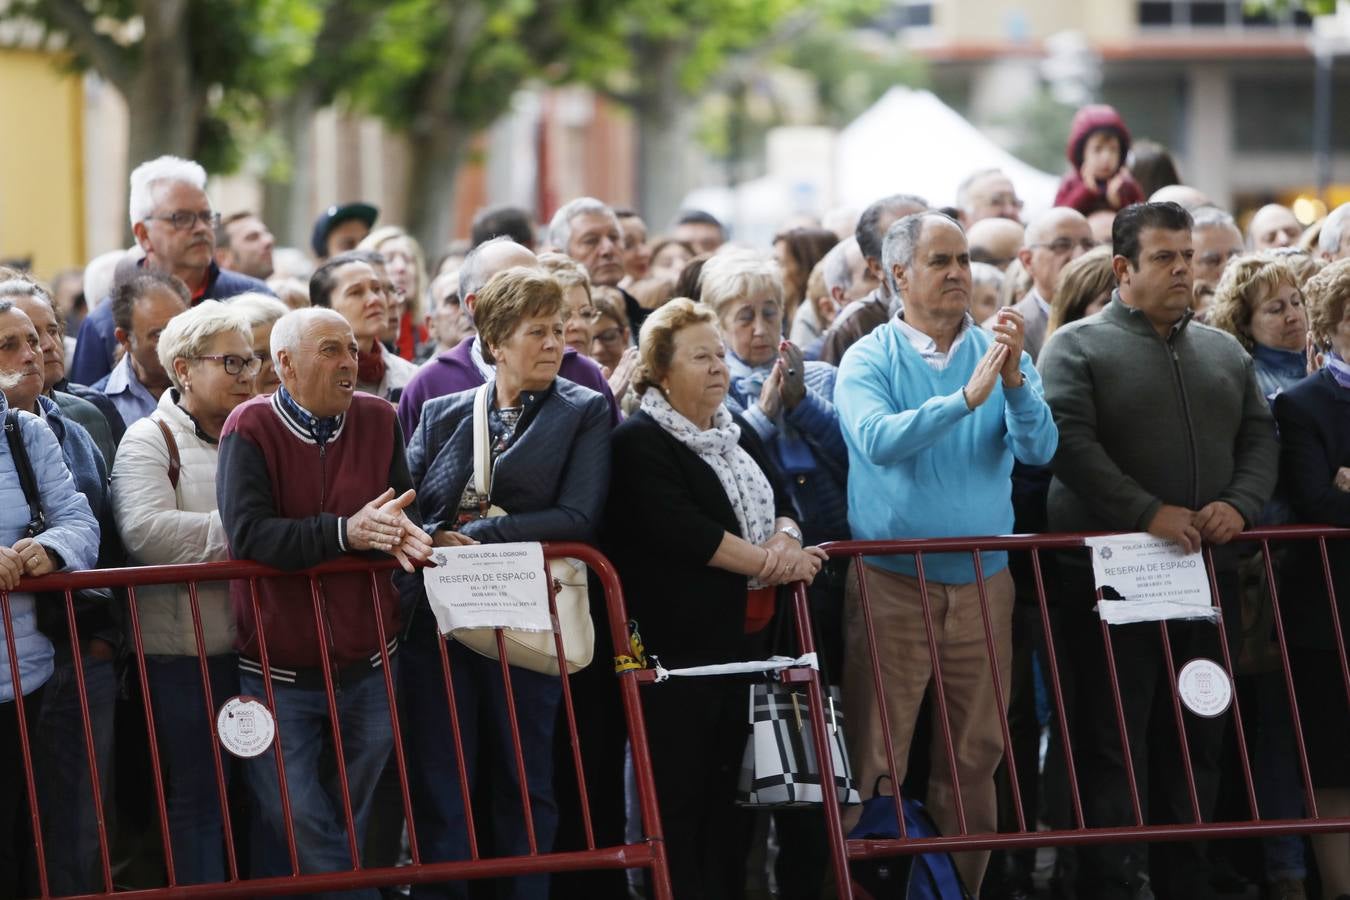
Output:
(109, 299), (259, 885)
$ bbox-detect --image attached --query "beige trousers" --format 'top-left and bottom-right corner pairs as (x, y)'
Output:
(842, 561), (1015, 893)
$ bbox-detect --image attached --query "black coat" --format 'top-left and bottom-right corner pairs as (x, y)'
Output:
(1272, 368), (1350, 649)
(601, 410), (793, 666)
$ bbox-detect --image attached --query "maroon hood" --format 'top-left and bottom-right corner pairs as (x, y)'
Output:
(1066, 104), (1132, 168)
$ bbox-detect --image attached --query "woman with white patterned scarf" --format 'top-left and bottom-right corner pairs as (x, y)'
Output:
(600, 298), (825, 898)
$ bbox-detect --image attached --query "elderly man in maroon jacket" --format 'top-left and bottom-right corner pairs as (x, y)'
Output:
(218, 306), (431, 888)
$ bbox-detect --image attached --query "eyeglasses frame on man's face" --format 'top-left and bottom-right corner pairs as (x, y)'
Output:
(146, 210), (221, 231)
(1032, 237), (1098, 256)
(191, 354), (262, 377)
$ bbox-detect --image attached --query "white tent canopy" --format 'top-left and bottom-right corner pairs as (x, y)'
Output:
(679, 86), (1061, 243)
(834, 86), (1060, 216)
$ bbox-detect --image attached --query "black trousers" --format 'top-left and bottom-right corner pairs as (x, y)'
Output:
(643, 675), (755, 900)
(0, 687), (44, 900)
(1058, 560), (1240, 900)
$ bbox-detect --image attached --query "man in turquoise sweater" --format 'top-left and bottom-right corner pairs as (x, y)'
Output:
(835, 211), (1057, 893)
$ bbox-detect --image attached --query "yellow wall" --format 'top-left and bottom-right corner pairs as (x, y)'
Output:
(937, 0), (1135, 43)
(0, 49), (84, 280)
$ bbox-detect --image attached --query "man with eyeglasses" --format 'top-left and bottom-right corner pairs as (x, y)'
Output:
(986, 207), (1095, 363)
(69, 155), (272, 387)
(957, 168), (1025, 226)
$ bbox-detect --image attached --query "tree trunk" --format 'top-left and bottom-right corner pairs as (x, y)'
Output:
(262, 88), (322, 250)
(404, 121), (471, 257)
(634, 39), (693, 232)
(126, 0), (199, 167)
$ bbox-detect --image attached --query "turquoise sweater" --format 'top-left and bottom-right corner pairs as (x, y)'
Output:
(835, 320), (1058, 583)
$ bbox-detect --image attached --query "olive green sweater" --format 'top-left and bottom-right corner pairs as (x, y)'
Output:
(1039, 295), (1278, 538)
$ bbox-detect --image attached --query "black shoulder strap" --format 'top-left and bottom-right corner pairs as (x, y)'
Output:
(4, 410), (44, 537)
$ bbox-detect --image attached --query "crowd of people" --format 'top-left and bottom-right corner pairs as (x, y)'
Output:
(0, 102), (1349, 900)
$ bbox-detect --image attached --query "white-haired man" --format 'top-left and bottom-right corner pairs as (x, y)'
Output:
(1319, 202), (1350, 263)
(70, 155), (272, 386)
(835, 211), (1056, 894)
(548, 197), (653, 332)
(218, 307), (431, 887)
(957, 169), (1024, 225)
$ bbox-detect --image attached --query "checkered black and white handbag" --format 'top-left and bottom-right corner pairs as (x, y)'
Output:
(737, 678), (861, 807)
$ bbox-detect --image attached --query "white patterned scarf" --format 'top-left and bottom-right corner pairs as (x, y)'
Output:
(641, 387), (776, 586)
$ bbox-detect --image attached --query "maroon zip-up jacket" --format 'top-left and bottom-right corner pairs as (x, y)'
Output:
(217, 390), (415, 678)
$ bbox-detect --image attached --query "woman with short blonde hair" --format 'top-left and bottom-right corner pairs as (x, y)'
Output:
(111, 299), (258, 884)
(1209, 255), (1309, 403)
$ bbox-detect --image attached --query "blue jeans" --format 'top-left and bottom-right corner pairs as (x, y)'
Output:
(241, 664), (395, 900)
(402, 628), (562, 900)
(33, 649), (117, 896)
(1255, 670), (1307, 880)
(145, 654), (240, 885)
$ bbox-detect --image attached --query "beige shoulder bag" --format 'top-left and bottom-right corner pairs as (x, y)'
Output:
(448, 384), (593, 674)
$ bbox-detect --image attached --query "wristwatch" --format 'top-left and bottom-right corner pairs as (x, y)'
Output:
(777, 524), (803, 543)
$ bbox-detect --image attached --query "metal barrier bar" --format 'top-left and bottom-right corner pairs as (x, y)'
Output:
(852, 551), (909, 841)
(1030, 547), (1085, 829)
(246, 574), (301, 875)
(972, 550), (1024, 833)
(915, 551), (968, 836)
(797, 526), (1350, 900)
(123, 584), (177, 885)
(1210, 545), (1259, 820)
(64, 587), (116, 893)
(3, 543), (671, 898)
(187, 578), (239, 883)
(3, 589), (47, 898)
(367, 568), (420, 866)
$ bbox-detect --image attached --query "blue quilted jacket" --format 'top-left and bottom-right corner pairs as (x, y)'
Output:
(0, 394), (100, 702)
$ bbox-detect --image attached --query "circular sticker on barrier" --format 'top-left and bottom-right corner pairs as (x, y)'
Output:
(216, 696), (275, 758)
(1178, 659), (1232, 718)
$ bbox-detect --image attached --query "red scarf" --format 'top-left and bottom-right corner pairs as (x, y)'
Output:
(357, 340), (387, 387)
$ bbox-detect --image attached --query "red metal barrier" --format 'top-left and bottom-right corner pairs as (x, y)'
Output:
(1, 542), (671, 899)
(782, 526), (1350, 899)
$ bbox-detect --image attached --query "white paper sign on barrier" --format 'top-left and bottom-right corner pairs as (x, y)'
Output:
(423, 542), (551, 636)
(1084, 532), (1218, 625)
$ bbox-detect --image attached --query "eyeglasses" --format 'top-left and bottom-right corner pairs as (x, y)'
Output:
(593, 327), (625, 345)
(146, 210), (221, 231)
(191, 354), (262, 377)
(1034, 237), (1097, 255)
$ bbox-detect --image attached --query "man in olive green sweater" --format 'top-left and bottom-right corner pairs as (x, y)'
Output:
(1039, 202), (1278, 900)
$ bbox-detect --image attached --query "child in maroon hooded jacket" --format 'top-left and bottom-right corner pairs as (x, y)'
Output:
(1054, 104), (1145, 215)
